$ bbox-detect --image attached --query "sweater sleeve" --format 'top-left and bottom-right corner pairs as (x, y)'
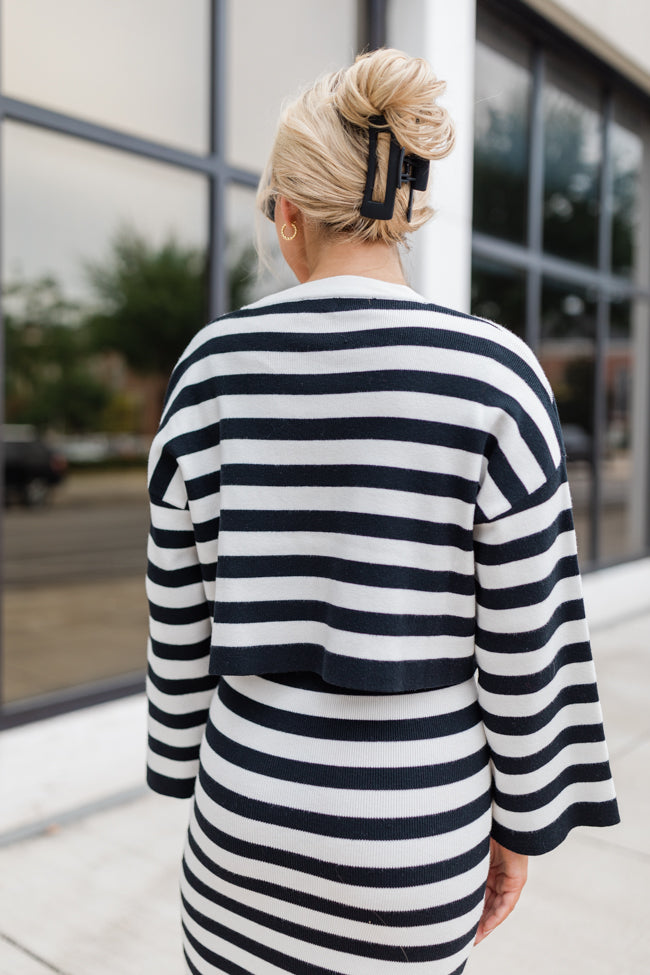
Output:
(473, 392), (619, 854)
(145, 444), (219, 799)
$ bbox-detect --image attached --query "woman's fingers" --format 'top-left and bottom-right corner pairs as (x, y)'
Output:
(474, 839), (528, 945)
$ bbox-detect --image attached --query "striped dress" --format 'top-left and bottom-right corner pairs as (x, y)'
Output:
(145, 276), (619, 975)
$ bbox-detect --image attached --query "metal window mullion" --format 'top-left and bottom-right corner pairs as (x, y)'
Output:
(208, 0), (227, 321)
(591, 93), (615, 565)
(362, 0), (388, 50)
(0, 95), (217, 175)
(526, 44), (545, 353)
(0, 0), (5, 709)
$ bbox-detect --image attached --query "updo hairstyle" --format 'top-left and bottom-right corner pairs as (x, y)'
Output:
(256, 47), (455, 246)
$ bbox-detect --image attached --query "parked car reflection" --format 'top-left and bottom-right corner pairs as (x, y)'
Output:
(3, 425), (68, 506)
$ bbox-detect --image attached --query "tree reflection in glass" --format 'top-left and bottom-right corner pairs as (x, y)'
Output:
(543, 82), (601, 266)
(470, 258), (526, 339)
(540, 279), (597, 562)
(473, 40), (531, 244)
(610, 122), (643, 277)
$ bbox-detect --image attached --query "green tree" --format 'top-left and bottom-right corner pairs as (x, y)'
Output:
(4, 275), (110, 433)
(84, 227), (209, 379)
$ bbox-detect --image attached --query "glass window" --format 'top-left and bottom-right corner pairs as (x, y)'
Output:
(1, 0), (210, 153)
(543, 69), (602, 266)
(540, 278), (598, 563)
(610, 119), (643, 277)
(226, 0), (358, 172)
(599, 295), (648, 561)
(473, 39), (531, 243)
(2, 122), (209, 705)
(470, 258), (527, 339)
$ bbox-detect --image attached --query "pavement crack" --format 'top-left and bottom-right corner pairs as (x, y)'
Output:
(0, 932), (71, 974)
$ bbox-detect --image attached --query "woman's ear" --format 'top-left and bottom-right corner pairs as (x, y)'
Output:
(276, 196), (302, 235)
(275, 196), (310, 282)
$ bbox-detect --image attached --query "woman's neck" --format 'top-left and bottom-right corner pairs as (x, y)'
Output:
(302, 234), (408, 287)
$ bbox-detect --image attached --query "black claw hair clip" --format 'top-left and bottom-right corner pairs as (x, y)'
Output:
(360, 115), (430, 222)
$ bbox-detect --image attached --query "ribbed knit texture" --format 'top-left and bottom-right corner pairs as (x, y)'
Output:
(146, 276), (619, 972)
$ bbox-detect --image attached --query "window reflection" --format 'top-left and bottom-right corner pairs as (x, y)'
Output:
(540, 279), (597, 562)
(2, 0), (210, 152)
(470, 258), (526, 339)
(473, 40), (531, 243)
(227, 0), (358, 172)
(610, 121), (643, 277)
(599, 296), (646, 561)
(2, 123), (208, 704)
(543, 79), (601, 266)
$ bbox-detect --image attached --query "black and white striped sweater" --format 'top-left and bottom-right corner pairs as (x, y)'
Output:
(146, 276), (619, 852)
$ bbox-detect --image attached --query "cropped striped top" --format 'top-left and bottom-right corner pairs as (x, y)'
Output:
(146, 275), (589, 694)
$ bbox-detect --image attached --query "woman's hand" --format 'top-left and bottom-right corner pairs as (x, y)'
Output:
(474, 838), (528, 945)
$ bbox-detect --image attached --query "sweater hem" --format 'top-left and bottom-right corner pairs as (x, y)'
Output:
(490, 798), (621, 855)
(209, 645), (477, 693)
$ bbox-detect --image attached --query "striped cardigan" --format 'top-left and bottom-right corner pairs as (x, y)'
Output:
(146, 276), (619, 853)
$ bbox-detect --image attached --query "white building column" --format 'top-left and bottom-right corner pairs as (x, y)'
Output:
(388, 0), (477, 312)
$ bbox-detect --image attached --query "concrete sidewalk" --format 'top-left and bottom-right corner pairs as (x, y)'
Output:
(1, 561), (649, 975)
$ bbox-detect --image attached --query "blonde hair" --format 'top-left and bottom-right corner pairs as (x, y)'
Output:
(256, 48), (455, 247)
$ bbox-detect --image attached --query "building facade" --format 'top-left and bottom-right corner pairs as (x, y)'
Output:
(1, 0), (649, 727)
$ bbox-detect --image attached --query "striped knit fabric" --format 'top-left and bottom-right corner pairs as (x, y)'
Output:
(146, 276), (619, 971)
(181, 672), (492, 975)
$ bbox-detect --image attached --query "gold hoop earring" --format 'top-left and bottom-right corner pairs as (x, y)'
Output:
(281, 222), (297, 241)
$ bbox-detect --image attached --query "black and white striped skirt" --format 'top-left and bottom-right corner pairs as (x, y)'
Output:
(181, 673), (493, 975)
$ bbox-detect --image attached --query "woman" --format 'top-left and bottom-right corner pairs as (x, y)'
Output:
(146, 48), (619, 975)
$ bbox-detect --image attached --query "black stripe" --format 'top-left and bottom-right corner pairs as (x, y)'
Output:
(149, 637), (212, 662)
(477, 642), (593, 695)
(163, 369), (553, 466)
(147, 665), (218, 697)
(476, 598), (587, 653)
(206, 721), (490, 790)
(494, 761), (614, 813)
(220, 414), (488, 451)
(491, 724), (606, 775)
(149, 523), (195, 549)
(491, 798), (620, 855)
(147, 767), (196, 799)
(165, 299), (545, 402)
(220, 508), (471, 550)
(214, 598), (474, 638)
(147, 560), (205, 588)
(182, 923), (257, 975)
(193, 516), (220, 543)
(149, 448), (178, 502)
(149, 601), (210, 626)
(475, 555), (580, 610)
(192, 800), (490, 888)
(148, 734), (201, 763)
(217, 554), (475, 595)
(481, 683), (601, 736)
(186, 471), (221, 500)
(197, 764), (492, 840)
(218, 678), (481, 741)
(147, 699), (213, 730)
(212, 647), (476, 693)
(474, 510), (574, 564)
(221, 462), (476, 501)
(185, 825), (487, 927)
(182, 859), (478, 962)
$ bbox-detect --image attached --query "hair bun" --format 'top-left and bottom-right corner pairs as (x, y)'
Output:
(332, 48), (454, 160)
(257, 46), (455, 249)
